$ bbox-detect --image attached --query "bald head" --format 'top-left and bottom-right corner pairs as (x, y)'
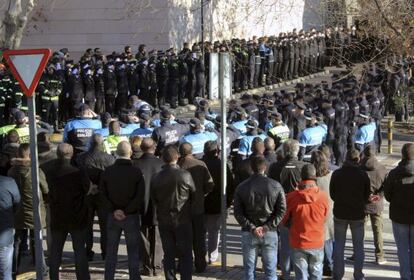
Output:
(264, 137), (275, 151)
(140, 138), (156, 153)
(116, 141), (132, 158)
(57, 143), (74, 160)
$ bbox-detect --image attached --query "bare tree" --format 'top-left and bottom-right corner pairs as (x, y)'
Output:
(0, 0), (37, 49)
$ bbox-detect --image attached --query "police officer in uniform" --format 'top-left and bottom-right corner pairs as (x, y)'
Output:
(104, 62), (117, 115)
(130, 113), (154, 138)
(38, 65), (62, 131)
(103, 120), (128, 155)
(63, 104), (102, 154)
(237, 119), (267, 160)
(67, 64), (84, 119)
(267, 111), (290, 150)
(167, 52), (180, 108)
(83, 65), (96, 112)
(151, 109), (189, 154)
(115, 57), (130, 114)
(94, 63), (106, 115)
(179, 118), (218, 159)
(156, 52), (170, 108)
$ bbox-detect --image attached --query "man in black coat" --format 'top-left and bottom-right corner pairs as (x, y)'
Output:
(151, 145), (196, 280)
(74, 134), (115, 260)
(100, 141), (145, 280)
(384, 143), (414, 280)
(201, 141), (235, 264)
(234, 155), (286, 280)
(235, 137), (265, 186)
(45, 143), (90, 280)
(330, 149), (371, 280)
(178, 142), (214, 273)
(132, 138), (164, 276)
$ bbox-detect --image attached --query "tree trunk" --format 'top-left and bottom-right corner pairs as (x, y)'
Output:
(1, 0), (36, 49)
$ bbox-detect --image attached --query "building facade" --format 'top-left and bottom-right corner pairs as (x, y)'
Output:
(1, 0), (325, 58)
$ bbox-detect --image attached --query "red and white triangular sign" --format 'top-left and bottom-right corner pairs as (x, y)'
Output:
(3, 49), (51, 97)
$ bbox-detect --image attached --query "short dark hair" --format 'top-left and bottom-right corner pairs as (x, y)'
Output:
(37, 132), (49, 143)
(179, 142), (193, 156)
(250, 155), (267, 173)
(57, 143), (73, 159)
(363, 144), (376, 158)
(18, 143), (30, 158)
(251, 137), (265, 154)
(6, 130), (19, 144)
(109, 120), (121, 135)
(162, 145), (179, 163)
(402, 143), (414, 160)
(203, 141), (218, 157)
(346, 149), (360, 163)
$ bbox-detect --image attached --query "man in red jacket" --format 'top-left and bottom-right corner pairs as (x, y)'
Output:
(282, 164), (328, 279)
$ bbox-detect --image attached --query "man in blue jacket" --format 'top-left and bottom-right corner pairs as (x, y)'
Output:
(0, 176), (20, 280)
(64, 104), (101, 154)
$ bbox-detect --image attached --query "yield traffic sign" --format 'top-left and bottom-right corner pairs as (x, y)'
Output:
(3, 49), (51, 97)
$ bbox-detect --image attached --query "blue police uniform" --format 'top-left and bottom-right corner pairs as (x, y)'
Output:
(179, 131), (218, 158)
(238, 133), (267, 157)
(151, 118), (177, 128)
(130, 126), (154, 138)
(231, 120), (248, 135)
(120, 123), (140, 136)
(202, 119), (215, 131)
(94, 127), (109, 137)
(354, 122), (376, 152)
(64, 118), (102, 152)
(298, 124), (327, 160)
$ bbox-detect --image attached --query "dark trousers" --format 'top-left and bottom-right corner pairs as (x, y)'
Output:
(105, 95), (116, 115)
(192, 214), (207, 272)
(159, 223), (193, 280)
(85, 99), (95, 113)
(86, 196), (107, 260)
(115, 92), (128, 114)
(333, 134), (347, 166)
(13, 229), (47, 279)
(49, 228), (90, 280)
(105, 214), (141, 280)
(139, 225), (163, 274)
(366, 213), (384, 260)
(95, 96), (105, 115)
(42, 100), (59, 129)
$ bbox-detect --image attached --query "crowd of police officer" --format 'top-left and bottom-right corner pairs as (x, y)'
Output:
(1, 24), (414, 279)
(0, 27), (335, 132)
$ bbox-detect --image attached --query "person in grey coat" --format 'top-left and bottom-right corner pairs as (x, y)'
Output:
(360, 145), (388, 265)
(311, 150), (334, 276)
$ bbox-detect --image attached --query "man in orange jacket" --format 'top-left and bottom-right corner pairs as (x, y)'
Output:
(282, 164), (328, 280)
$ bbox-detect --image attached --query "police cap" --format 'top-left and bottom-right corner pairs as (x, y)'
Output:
(139, 113), (151, 122)
(296, 102), (307, 110)
(245, 119), (258, 129)
(189, 118), (202, 130)
(241, 93), (252, 100)
(160, 109), (172, 120)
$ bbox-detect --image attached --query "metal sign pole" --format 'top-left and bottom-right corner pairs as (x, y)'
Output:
(219, 52), (228, 271)
(28, 96), (44, 280)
